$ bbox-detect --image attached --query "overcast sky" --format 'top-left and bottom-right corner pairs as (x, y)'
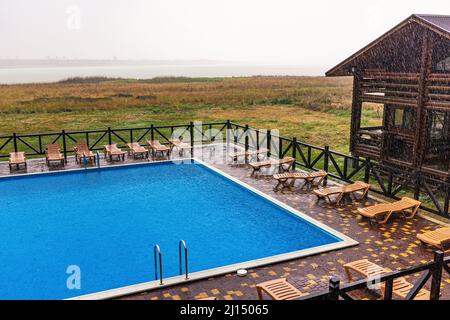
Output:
(1, 0), (449, 66)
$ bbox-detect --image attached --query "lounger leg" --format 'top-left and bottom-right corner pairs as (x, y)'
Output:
(256, 287), (264, 300)
(344, 267), (353, 281)
(376, 211), (393, 224)
(335, 193), (344, 206)
(274, 181), (283, 192)
(403, 205), (419, 220)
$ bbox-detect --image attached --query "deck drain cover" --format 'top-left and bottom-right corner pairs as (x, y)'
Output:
(237, 269), (248, 277)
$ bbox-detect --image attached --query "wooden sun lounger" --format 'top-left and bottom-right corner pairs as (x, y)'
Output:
(256, 278), (305, 300)
(45, 144), (65, 166)
(147, 140), (170, 159)
(343, 259), (430, 300)
(170, 138), (191, 148)
(313, 181), (370, 205)
(9, 152), (27, 170)
(103, 144), (125, 161)
(74, 142), (96, 164)
(249, 157), (295, 177)
(273, 170), (327, 191)
(127, 142), (149, 159)
(417, 227), (450, 253)
(357, 197), (421, 224)
(228, 148), (268, 163)
(169, 138), (192, 156)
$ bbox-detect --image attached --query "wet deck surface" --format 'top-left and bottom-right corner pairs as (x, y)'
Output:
(1, 144), (449, 300)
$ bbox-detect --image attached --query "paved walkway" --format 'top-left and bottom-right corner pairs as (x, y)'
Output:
(1, 144), (448, 300)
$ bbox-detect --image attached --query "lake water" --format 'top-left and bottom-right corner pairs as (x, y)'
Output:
(0, 64), (325, 84)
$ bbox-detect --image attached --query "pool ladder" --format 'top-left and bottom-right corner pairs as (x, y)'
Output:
(153, 240), (189, 285)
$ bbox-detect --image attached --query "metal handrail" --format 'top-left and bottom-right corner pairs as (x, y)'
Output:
(179, 240), (189, 279)
(154, 244), (163, 285)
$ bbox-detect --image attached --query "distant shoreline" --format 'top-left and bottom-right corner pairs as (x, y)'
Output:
(0, 63), (327, 85)
(0, 59), (232, 69)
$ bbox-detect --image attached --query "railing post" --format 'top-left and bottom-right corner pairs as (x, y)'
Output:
(190, 121), (194, 158)
(292, 137), (297, 171)
(267, 129), (271, 158)
(328, 277), (340, 300)
(244, 125), (249, 163)
(430, 250), (444, 300)
(226, 120), (231, 155)
(107, 127), (112, 145)
(38, 135), (42, 154)
(278, 136), (283, 159)
(62, 129), (67, 163)
(364, 157), (371, 183)
(256, 129), (260, 151)
(383, 278), (394, 300)
(150, 124), (155, 142)
(414, 171), (421, 200)
(343, 156), (348, 180)
(445, 185), (449, 218)
(323, 145), (329, 186)
(13, 133), (18, 153)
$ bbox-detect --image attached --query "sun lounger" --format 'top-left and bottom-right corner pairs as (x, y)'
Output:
(343, 259), (430, 300)
(313, 181), (370, 205)
(127, 142), (149, 159)
(273, 170), (327, 191)
(103, 144), (125, 161)
(147, 140), (170, 159)
(74, 142), (96, 164)
(9, 152), (27, 170)
(249, 157), (295, 177)
(417, 227), (450, 253)
(45, 144), (65, 166)
(228, 148), (268, 163)
(357, 197), (421, 224)
(169, 138), (192, 156)
(256, 278), (305, 300)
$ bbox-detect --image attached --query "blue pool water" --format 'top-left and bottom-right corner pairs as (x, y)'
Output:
(0, 161), (342, 299)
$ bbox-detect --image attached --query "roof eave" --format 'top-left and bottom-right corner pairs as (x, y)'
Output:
(325, 14), (450, 77)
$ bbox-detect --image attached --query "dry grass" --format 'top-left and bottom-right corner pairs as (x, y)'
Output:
(0, 76), (382, 152)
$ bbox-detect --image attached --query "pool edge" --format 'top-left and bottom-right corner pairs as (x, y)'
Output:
(68, 158), (358, 300)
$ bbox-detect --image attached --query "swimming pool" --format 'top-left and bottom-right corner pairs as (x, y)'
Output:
(0, 159), (357, 299)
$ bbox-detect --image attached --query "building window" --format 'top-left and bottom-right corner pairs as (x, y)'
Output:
(436, 56), (450, 72)
(393, 107), (415, 130)
(394, 108), (404, 127)
(428, 111), (448, 141)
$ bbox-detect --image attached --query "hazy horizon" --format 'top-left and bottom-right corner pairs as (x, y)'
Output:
(2, 0), (450, 66)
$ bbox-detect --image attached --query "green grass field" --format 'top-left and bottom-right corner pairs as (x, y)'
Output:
(0, 76), (383, 153)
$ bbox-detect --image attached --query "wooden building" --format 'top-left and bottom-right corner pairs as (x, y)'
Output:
(327, 14), (450, 181)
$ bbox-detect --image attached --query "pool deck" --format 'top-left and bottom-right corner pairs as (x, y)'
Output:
(1, 144), (449, 300)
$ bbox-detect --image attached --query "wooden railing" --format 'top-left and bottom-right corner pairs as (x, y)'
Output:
(360, 71), (420, 107)
(298, 250), (448, 300)
(228, 122), (449, 218)
(0, 121), (449, 218)
(427, 73), (450, 111)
